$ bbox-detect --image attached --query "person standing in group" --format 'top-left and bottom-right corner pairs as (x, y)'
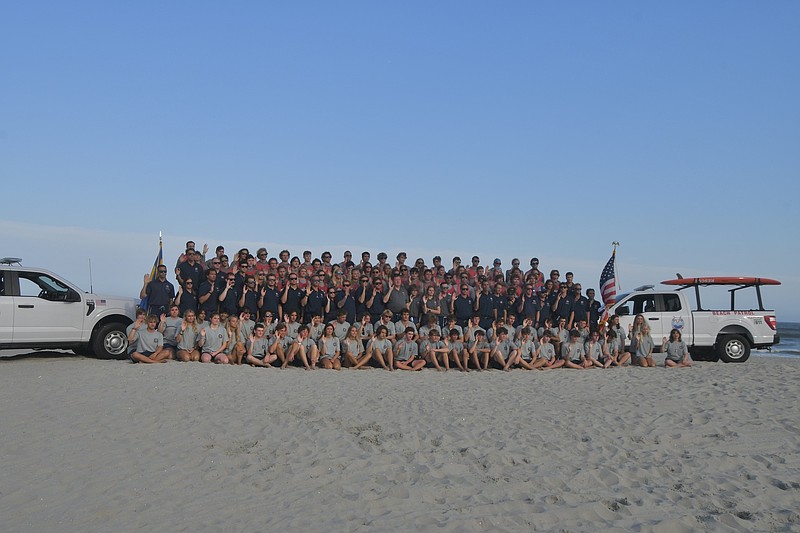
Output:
(140, 265), (175, 317)
(383, 274), (409, 320)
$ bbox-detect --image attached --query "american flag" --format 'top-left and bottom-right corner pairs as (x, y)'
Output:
(599, 250), (617, 306)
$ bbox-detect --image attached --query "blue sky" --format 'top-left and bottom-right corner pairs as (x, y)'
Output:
(2, 2), (798, 320)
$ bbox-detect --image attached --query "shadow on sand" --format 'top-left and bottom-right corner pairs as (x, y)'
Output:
(0, 349), (94, 361)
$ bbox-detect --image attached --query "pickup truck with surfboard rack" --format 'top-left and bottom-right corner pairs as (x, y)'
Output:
(604, 276), (780, 363)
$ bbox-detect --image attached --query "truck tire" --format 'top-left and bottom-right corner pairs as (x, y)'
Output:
(93, 322), (129, 360)
(717, 334), (751, 363)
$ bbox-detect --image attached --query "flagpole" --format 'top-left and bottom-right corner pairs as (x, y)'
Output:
(612, 241), (620, 292)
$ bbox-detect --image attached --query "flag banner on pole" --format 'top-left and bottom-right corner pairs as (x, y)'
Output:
(598, 250), (617, 325)
(139, 239), (164, 311)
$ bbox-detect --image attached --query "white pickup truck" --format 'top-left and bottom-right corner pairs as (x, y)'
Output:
(0, 258), (138, 359)
(606, 277), (780, 363)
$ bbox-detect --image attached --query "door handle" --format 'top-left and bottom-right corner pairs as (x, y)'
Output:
(18, 304), (34, 309)
(648, 317), (659, 320)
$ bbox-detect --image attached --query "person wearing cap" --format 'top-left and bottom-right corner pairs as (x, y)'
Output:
(486, 258), (503, 281)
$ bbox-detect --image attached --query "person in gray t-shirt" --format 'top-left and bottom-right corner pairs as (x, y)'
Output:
(247, 323), (278, 367)
(128, 315), (170, 364)
(662, 328), (692, 368)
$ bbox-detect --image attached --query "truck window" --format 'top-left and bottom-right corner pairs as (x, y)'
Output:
(0, 272), (5, 296)
(628, 295), (657, 315)
(18, 272), (71, 300)
(662, 294), (682, 312)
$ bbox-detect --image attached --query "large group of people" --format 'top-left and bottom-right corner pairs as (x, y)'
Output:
(130, 241), (692, 370)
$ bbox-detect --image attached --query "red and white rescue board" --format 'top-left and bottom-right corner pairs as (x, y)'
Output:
(661, 277), (781, 286)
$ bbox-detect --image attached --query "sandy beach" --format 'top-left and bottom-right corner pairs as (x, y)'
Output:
(1, 353), (799, 532)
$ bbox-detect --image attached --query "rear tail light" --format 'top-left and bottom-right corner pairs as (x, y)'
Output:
(765, 315), (777, 330)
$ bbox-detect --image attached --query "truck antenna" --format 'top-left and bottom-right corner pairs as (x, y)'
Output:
(88, 258), (94, 293)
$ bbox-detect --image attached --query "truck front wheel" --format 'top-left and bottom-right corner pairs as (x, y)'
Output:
(717, 334), (751, 363)
(93, 323), (129, 360)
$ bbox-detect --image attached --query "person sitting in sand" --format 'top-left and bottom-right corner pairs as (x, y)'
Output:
(247, 323), (278, 367)
(318, 322), (342, 370)
(225, 314), (247, 365)
(515, 327), (538, 370)
(175, 309), (201, 362)
(605, 319), (631, 366)
(489, 326), (519, 371)
(282, 324), (317, 369)
(362, 325), (394, 370)
(268, 322), (290, 366)
(342, 325), (367, 369)
(468, 329), (492, 371)
(159, 304), (183, 359)
(561, 329), (588, 369)
(533, 331), (563, 369)
(394, 327), (426, 371)
(128, 314), (170, 363)
(422, 329), (453, 371)
(200, 312), (230, 364)
(584, 330), (606, 368)
(662, 328), (692, 368)
(634, 322), (656, 367)
(627, 313), (646, 355)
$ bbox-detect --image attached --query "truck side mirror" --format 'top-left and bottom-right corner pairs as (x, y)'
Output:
(617, 305), (630, 316)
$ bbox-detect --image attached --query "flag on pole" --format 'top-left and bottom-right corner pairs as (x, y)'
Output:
(599, 250), (617, 306)
(598, 250), (617, 325)
(139, 237), (164, 311)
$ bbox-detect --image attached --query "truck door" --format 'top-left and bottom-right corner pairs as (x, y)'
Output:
(659, 293), (692, 343)
(0, 270), (13, 342)
(615, 293), (664, 346)
(12, 271), (85, 343)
